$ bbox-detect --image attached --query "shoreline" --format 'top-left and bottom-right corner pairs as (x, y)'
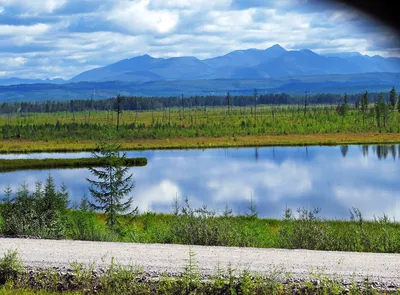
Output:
(1, 132), (400, 154)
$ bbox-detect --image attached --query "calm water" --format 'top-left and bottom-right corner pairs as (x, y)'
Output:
(1, 145), (399, 220)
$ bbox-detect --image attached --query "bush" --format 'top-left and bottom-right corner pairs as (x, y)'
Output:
(0, 175), (68, 238)
(0, 249), (24, 285)
(279, 207), (326, 250)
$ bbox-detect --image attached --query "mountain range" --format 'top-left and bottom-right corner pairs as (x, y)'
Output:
(1, 44), (400, 102)
(2, 44), (400, 86)
(0, 77), (66, 86)
(68, 44), (400, 83)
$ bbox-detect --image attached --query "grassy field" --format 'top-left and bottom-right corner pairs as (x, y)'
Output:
(0, 157), (147, 172)
(1, 133), (400, 153)
(2, 105), (400, 153)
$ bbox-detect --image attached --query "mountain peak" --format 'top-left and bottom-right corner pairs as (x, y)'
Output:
(269, 44), (285, 50)
(139, 54), (153, 59)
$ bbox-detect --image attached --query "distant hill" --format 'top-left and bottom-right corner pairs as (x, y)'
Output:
(68, 44), (400, 83)
(0, 78), (66, 86)
(1, 72), (399, 102)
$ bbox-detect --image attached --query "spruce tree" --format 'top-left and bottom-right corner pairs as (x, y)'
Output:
(86, 133), (137, 230)
(389, 87), (397, 111)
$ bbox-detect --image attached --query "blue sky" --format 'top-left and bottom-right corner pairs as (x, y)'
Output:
(0, 0), (399, 80)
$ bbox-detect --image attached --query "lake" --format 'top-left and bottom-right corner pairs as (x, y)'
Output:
(0, 145), (399, 220)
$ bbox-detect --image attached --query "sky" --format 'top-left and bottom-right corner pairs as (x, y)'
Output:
(0, 0), (399, 80)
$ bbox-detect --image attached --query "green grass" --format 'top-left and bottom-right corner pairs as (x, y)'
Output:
(1, 197), (399, 253)
(60, 206), (400, 253)
(2, 105), (400, 152)
(0, 250), (398, 295)
(0, 157), (147, 172)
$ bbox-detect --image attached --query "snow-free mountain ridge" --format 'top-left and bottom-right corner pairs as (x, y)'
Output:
(68, 44), (400, 83)
(3, 44), (400, 86)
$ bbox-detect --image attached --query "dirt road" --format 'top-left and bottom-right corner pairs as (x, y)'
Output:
(1, 238), (399, 284)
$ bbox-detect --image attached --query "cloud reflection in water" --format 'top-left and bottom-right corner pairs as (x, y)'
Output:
(0, 145), (399, 220)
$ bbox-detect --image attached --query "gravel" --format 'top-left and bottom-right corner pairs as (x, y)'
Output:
(0, 238), (399, 286)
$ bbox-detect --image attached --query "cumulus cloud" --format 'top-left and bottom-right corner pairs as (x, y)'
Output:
(107, 0), (179, 35)
(0, 0), (67, 14)
(0, 0), (398, 79)
(0, 23), (50, 35)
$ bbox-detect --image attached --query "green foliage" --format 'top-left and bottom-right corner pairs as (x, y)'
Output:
(182, 248), (200, 294)
(65, 209), (118, 241)
(4, 92), (400, 147)
(389, 87), (397, 111)
(0, 175), (69, 238)
(279, 207), (326, 250)
(398, 94), (400, 113)
(2, 258), (397, 295)
(0, 157), (147, 173)
(375, 93), (389, 128)
(0, 249), (24, 285)
(87, 135), (137, 231)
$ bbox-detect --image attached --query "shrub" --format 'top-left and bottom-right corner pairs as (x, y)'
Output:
(0, 249), (24, 285)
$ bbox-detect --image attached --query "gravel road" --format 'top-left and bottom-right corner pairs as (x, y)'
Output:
(1, 239), (399, 285)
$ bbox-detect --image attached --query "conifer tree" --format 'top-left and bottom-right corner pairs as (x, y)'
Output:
(389, 87), (397, 111)
(86, 129), (137, 230)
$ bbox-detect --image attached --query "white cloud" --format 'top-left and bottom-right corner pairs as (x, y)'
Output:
(135, 179), (181, 212)
(0, 0), (398, 79)
(149, 0), (232, 10)
(107, 0), (179, 34)
(333, 186), (399, 220)
(0, 23), (50, 36)
(0, 0), (67, 14)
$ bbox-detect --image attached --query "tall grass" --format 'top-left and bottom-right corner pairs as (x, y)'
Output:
(58, 202), (400, 253)
(2, 106), (400, 145)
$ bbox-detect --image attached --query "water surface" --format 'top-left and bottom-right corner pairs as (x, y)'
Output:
(1, 145), (399, 220)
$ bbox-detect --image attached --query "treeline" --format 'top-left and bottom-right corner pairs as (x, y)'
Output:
(0, 91), (396, 114)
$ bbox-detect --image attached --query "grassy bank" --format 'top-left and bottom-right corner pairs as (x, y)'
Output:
(2, 105), (400, 153)
(64, 209), (400, 253)
(0, 157), (147, 172)
(2, 203), (399, 253)
(0, 249), (398, 295)
(2, 133), (400, 153)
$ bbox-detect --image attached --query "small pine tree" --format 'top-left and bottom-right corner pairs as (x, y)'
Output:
(86, 134), (137, 230)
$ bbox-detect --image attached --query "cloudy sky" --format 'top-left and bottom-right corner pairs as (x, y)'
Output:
(0, 0), (399, 80)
